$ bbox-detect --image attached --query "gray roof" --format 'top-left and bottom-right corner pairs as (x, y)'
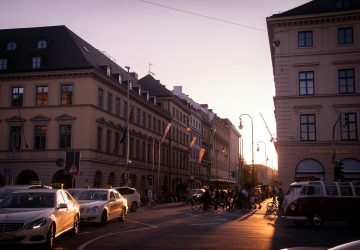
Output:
(271, 0), (360, 18)
(138, 74), (173, 98)
(0, 25), (132, 81)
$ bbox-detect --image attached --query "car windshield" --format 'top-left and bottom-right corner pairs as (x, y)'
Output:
(75, 190), (108, 201)
(0, 192), (55, 208)
(0, 188), (20, 199)
(67, 189), (83, 197)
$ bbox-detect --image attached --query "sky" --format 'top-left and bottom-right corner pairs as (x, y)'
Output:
(1, 0), (310, 169)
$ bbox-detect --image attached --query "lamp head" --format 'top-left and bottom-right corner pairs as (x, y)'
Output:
(238, 119), (243, 130)
(256, 144), (260, 152)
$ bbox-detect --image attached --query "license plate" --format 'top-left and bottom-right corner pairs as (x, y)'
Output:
(0, 232), (16, 240)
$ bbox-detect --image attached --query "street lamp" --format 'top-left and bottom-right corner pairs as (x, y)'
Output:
(125, 66), (131, 186)
(239, 114), (254, 187)
(257, 141), (268, 185)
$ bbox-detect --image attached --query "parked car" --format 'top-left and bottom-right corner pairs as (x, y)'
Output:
(0, 189), (79, 248)
(114, 187), (141, 212)
(0, 184), (52, 203)
(282, 181), (360, 227)
(73, 188), (127, 225)
(67, 188), (85, 198)
(190, 188), (205, 201)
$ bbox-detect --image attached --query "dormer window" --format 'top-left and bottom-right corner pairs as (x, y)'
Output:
(0, 58), (7, 70)
(37, 39), (48, 49)
(118, 74), (122, 83)
(106, 65), (111, 76)
(32, 57), (41, 69)
(6, 41), (17, 51)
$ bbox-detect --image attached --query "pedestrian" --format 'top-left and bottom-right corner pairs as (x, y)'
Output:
(147, 187), (153, 208)
(202, 188), (211, 211)
(277, 187), (285, 213)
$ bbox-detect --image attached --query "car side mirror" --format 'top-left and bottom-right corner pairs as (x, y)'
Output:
(59, 203), (68, 209)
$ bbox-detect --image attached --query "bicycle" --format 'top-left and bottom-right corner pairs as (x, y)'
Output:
(266, 199), (282, 215)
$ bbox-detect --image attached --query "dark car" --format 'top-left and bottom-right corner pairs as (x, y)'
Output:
(0, 184), (52, 203)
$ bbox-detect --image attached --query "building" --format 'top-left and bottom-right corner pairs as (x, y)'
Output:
(267, 0), (360, 191)
(0, 26), (170, 192)
(0, 25), (240, 195)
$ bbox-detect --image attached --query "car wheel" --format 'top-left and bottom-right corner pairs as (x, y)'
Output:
(100, 211), (107, 226)
(131, 202), (138, 212)
(310, 214), (323, 227)
(71, 214), (80, 234)
(119, 209), (126, 222)
(44, 223), (55, 249)
(293, 220), (306, 227)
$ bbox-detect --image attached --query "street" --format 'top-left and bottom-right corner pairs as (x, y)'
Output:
(39, 200), (360, 250)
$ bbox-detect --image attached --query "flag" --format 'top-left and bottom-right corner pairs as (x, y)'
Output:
(120, 104), (134, 143)
(198, 147), (205, 163)
(189, 136), (196, 149)
(160, 122), (172, 143)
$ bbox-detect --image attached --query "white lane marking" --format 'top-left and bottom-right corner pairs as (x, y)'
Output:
(77, 220), (158, 250)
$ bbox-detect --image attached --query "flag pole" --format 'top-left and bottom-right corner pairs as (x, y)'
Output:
(125, 66), (130, 186)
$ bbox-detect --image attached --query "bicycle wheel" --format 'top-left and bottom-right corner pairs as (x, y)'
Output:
(191, 201), (201, 212)
(266, 202), (278, 214)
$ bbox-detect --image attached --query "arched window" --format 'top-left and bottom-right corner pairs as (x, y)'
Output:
(339, 158), (360, 180)
(16, 170), (39, 185)
(295, 158), (325, 181)
(6, 41), (17, 51)
(37, 39), (48, 49)
(52, 170), (72, 189)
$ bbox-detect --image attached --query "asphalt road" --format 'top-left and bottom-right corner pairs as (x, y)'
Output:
(41, 200), (360, 250)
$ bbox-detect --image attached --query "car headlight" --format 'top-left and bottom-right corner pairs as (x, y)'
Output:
(289, 203), (297, 211)
(25, 218), (47, 230)
(90, 206), (99, 213)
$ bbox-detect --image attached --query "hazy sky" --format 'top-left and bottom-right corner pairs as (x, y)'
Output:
(1, 0), (310, 168)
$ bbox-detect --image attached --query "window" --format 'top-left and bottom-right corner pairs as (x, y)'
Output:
(36, 86), (48, 106)
(123, 101), (128, 119)
(34, 125), (46, 150)
(300, 114), (316, 141)
(298, 31), (313, 47)
(0, 58), (7, 70)
(61, 84), (73, 105)
(106, 129), (111, 153)
(6, 41), (17, 51)
(107, 93), (113, 113)
(339, 69), (355, 94)
(37, 40), (48, 49)
(114, 132), (120, 154)
(142, 111), (146, 127)
(299, 71), (314, 95)
(115, 97), (120, 116)
(9, 126), (21, 151)
(136, 108), (141, 124)
(59, 124), (71, 149)
(341, 112), (357, 140)
(11, 87), (24, 107)
(338, 27), (353, 44)
(136, 139), (140, 159)
(32, 57), (41, 69)
(325, 185), (338, 196)
(97, 127), (103, 151)
(148, 114), (152, 129)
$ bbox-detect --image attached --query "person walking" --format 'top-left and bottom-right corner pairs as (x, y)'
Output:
(147, 187), (153, 208)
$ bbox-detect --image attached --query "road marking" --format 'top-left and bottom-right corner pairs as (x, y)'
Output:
(77, 220), (158, 250)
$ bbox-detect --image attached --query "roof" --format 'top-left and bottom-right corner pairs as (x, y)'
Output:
(138, 74), (174, 97)
(271, 0), (360, 18)
(0, 25), (130, 80)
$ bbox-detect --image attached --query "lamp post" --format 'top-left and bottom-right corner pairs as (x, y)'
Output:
(257, 141), (268, 185)
(125, 66), (131, 186)
(239, 114), (254, 187)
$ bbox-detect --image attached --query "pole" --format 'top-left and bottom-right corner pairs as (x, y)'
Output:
(125, 66), (130, 186)
(239, 114), (254, 187)
(257, 141), (267, 185)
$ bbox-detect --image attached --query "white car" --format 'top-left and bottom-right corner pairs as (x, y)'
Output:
(114, 187), (141, 212)
(0, 184), (52, 203)
(0, 189), (80, 248)
(74, 188), (127, 225)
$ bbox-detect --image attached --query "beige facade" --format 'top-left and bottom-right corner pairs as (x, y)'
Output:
(267, 3), (360, 191)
